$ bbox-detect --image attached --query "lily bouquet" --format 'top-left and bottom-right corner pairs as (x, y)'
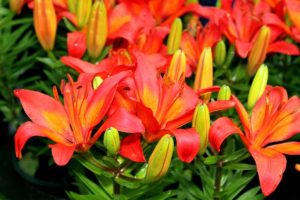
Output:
(3, 0), (300, 199)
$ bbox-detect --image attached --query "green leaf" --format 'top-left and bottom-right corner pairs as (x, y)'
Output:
(18, 152), (39, 176)
(144, 191), (174, 200)
(223, 163), (256, 171)
(72, 171), (112, 199)
(223, 148), (250, 163)
(75, 153), (114, 178)
(63, 17), (77, 32)
(222, 171), (256, 200)
(203, 156), (219, 165)
(236, 187), (264, 200)
(96, 175), (114, 197)
(67, 192), (111, 200)
(114, 175), (141, 189)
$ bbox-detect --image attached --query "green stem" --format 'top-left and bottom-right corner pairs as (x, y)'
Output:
(114, 181), (121, 198)
(47, 51), (56, 62)
(214, 160), (223, 200)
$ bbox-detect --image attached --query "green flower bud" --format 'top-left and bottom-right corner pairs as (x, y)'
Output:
(93, 76), (103, 90)
(68, 0), (78, 14)
(145, 134), (174, 182)
(247, 64), (269, 110)
(87, 0), (108, 59)
(103, 127), (120, 156)
(192, 104), (210, 155)
(194, 47), (213, 103)
(76, 0), (92, 28)
(214, 40), (226, 67)
(167, 18), (183, 54)
(217, 85), (231, 101)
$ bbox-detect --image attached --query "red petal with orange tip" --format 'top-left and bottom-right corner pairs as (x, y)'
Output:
(119, 133), (145, 162)
(172, 128), (199, 163)
(67, 31), (86, 58)
(209, 117), (244, 152)
(249, 147), (286, 196)
(49, 143), (76, 166)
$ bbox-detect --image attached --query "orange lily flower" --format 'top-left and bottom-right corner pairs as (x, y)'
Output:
(209, 86), (300, 196)
(14, 72), (144, 166)
(181, 20), (221, 72)
(112, 51), (235, 163)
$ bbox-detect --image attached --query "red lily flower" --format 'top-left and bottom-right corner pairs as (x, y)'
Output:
(114, 52), (235, 163)
(181, 20), (221, 72)
(209, 86), (300, 196)
(218, 0), (299, 58)
(14, 72), (144, 166)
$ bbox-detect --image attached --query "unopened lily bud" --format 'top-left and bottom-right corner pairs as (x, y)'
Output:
(92, 76), (103, 89)
(76, 0), (92, 28)
(247, 64), (268, 109)
(103, 127), (120, 156)
(186, 0), (198, 4)
(68, 0), (78, 13)
(34, 0), (57, 51)
(145, 134), (174, 182)
(214, 40), (226, 67)
(247, 26), (271, 76)
(167, 18), (183, 54)
(9, 0), (24, 14)
(87, 0), (108, 59)
(192, 104), (210, 155)
(164, 50), (186, 84)
(217, 85), (231, 101)
(194, 47), (213, 103)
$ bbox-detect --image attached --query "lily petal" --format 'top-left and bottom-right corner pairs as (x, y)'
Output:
(119, 133), (145, 162)
(207, 100), (235, 112)
(232, 95), (251, 136)
(134, 52), (160, 113)
(49, 143), (76, 166)
(15, 122), (47, 159)
(209, 117), (244, 152)
(86, 71), (130, 128)
(268, 41), (300, 55)
(172, 128), (199, 163)
(249, 147), (286, 196)
(61, 56), (104, 74)
(14, 89), (71, 136)
(268, 142), (300, 155)
(91, 108), (145, 143)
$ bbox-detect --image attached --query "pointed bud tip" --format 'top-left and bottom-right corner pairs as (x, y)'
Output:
(247, 64), (269, 109)
(145, 134), (174, 182)
(192, 104), (210, 155)
(167, 18), (183, 54)
(217, 85), (231, 101)
(214, 40), (226, 67)
(93, 76), (103, 89)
